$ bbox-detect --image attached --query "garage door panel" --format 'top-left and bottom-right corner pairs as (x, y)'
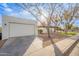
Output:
(9, 23), (35, 37)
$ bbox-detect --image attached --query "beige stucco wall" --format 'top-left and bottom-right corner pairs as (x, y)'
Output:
(2, 16), (38, 40)
(38, 28), (54, 33)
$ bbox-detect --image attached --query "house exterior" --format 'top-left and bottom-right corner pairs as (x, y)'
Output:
(2, 16), (38, 40)
(38, 26), (54, 34)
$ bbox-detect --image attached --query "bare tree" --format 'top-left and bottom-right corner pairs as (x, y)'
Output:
(16, 3), (58, 38)
(62, 4), (79, 33)
(15, 3), (79, 38)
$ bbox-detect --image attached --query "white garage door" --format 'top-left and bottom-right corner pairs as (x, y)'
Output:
(9, 23), (35, 37)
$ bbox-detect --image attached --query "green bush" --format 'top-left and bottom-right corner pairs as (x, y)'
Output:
(0, 27), (2, 32)
(38, 29), (43, 34)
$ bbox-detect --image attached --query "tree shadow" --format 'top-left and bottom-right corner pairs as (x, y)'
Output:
(49, 37), (63, 56)
(49, 37), (79, 56)
(39, 33), (67, 48)
(38, 33), (79, 56)
(63, 39), (79, 56)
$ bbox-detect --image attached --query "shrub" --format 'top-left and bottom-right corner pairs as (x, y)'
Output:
(38, 29), (43, 34)
(0, 27), (2, 33)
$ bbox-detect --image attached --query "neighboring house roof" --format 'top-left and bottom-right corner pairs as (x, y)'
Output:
(38, 26), (64, 31)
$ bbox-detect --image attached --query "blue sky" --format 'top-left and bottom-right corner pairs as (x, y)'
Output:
(0, 3), (35, 27)
(0, 3), (79, 27)
(0, 3), (34, 19)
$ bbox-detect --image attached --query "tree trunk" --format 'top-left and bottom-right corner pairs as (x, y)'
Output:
(47, 27), (51, 38)
(54, 28), (56, 33)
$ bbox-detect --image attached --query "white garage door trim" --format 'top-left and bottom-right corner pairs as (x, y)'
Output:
(8, 22), (36, 38)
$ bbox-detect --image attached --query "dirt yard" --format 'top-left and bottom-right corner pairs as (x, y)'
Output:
(38, 32), (70, 47)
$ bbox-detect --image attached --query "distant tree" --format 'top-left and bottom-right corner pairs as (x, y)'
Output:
(60, 4), (79, 33)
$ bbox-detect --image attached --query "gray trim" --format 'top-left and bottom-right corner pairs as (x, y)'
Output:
(8, 22), (35, 25)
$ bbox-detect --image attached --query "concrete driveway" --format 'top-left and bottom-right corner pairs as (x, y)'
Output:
(0, 35), (79, 56)
(0, 35), (36, 56)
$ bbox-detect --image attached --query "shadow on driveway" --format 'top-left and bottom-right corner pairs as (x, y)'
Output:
(50, 36), (79, 56)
